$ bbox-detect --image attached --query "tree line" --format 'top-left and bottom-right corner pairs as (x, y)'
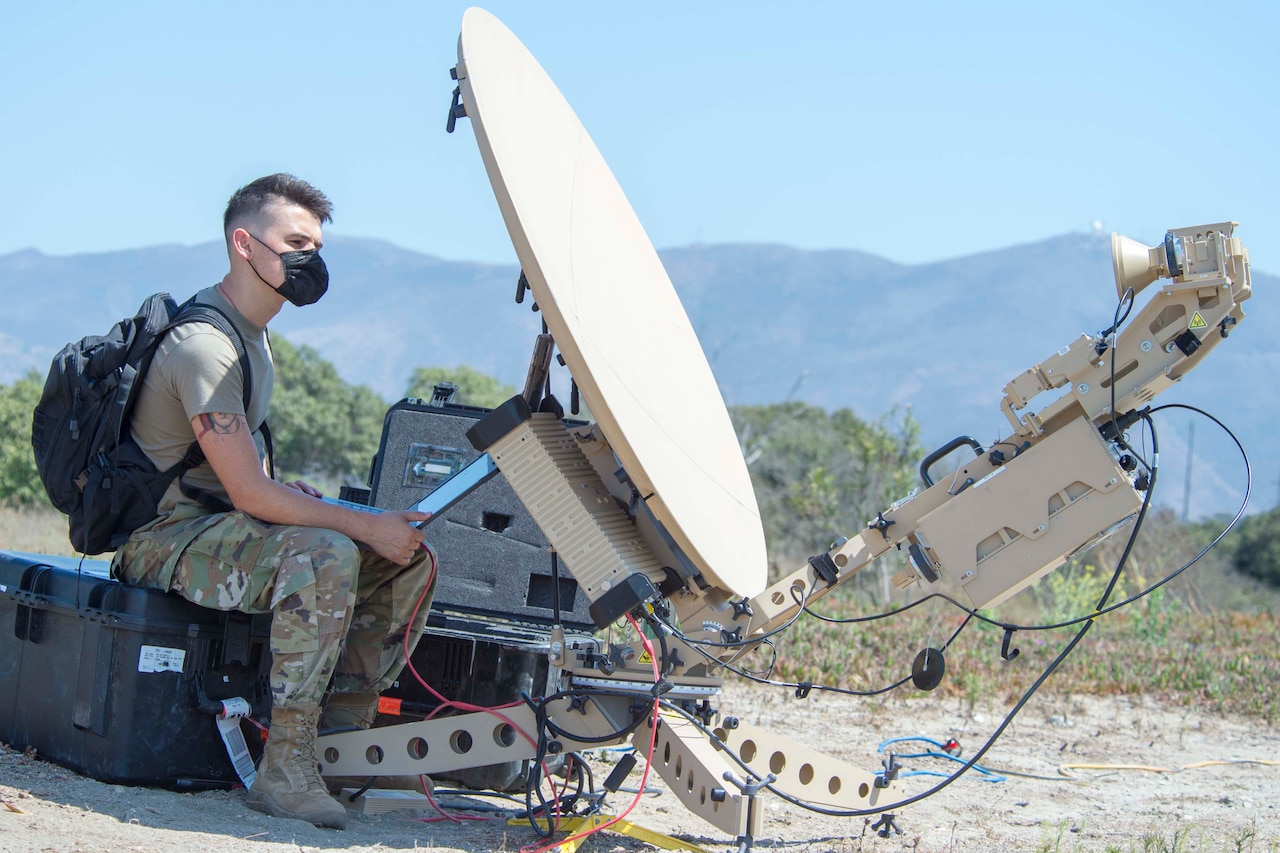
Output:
(0, 337), (517, 505)
(2, 338), (1276, 589)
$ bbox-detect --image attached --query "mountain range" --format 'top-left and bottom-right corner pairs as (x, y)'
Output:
(3, 233), (1273, 520)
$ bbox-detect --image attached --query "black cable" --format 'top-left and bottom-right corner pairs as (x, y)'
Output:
(573, 753), (596, 808)
(521, 692), (559, 838)
(527, 688), (651, 744)
(1103, 286), (1136, 449)
(803, 405), (1246, 635)
(661, 452), (1158, 818)
(644, 613), (674, 677)
(743, 636), (780, 679)
(550, 754), (589, 816)
(657, 581), (814, 650)
(551, 550), (562, 625)
(803, 588), (950, 625)
(661, 596), (974, 699)
(341, 777), (377, 802)
(635, 309), (1242, 816)
(1098, 287), (1136, 342)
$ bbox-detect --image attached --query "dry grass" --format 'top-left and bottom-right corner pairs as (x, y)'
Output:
(0, 505), (80, 557)
(6, 507), (1277, 721)
(767, 584), (1280, 723)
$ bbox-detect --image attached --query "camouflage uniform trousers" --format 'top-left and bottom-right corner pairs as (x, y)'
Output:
(113, 506), (437, 709)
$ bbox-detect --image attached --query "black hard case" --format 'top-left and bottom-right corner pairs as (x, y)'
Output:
(382, 617), (557, 792)
(368, 399), (595, 631)
(0, 551), (271, 788)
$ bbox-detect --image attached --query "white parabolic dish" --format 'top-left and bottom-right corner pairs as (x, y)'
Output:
(456, 8), (768, 597)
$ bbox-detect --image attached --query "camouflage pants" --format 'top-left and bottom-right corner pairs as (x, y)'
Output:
(113, 507), (436, 708)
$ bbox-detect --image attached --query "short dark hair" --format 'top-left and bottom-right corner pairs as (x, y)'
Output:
(223, 173), (333, 235)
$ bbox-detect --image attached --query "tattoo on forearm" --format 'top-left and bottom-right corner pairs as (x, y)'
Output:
(195, 413), (245, 439)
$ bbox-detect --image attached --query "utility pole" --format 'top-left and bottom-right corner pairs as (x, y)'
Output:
(1181, 422), (1194, 522)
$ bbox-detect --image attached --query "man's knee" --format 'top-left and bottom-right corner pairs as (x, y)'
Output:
(290, 529), (361, 604)
(280, 527), (360, 568)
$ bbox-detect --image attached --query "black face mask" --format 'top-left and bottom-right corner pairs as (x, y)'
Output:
(246, 233), (329, 306)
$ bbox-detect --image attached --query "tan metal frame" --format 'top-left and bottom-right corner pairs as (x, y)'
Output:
(319, 223), (1249, 842)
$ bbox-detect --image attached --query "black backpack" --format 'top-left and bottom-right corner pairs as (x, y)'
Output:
(31, 292), (268, 555)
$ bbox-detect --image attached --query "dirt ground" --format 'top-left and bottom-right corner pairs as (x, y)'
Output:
(1, 683), (1277, 853)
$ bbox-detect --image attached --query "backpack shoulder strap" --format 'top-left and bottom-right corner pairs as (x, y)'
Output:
(162, 300), (264, 514)
(168, 300), (254, 415)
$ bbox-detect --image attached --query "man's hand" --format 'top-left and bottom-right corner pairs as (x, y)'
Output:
(362, 511), (431, 566)
(284, 480), (323, 498)
(191, 411), (431, 562)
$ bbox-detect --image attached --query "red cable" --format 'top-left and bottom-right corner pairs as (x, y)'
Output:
(398, 547), (562, 829)
(519, 613), (663, 853)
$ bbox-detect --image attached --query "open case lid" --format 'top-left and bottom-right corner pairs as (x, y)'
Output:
(455, 8), (767, 597)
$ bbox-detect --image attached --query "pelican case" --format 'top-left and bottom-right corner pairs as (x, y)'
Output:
(0, 551), (271, 789)
(379, 614), (575, 792)
(367, 398), (596, 631)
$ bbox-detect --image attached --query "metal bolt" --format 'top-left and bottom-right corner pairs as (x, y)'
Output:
(962, 570), (974, 579)
(1076, 383), (1090, 395)
(1036, 524), (1046, 532)
(1164, 341), (1178, 353)
(1140, 340), (1153, 352)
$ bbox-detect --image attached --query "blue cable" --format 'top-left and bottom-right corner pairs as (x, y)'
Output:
(876, 737), (1006, 783)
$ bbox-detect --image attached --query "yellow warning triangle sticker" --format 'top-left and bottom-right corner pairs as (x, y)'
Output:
(1189, 312), (1208, 329)
(637, 650), (654, 665)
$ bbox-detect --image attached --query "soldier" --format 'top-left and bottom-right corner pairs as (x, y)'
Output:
(112, 173), (435, 829)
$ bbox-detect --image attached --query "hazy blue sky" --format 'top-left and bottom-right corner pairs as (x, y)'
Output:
(2, 1), (1275, 272)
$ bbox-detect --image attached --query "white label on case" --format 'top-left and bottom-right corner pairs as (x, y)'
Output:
(138, 645), (186, 674)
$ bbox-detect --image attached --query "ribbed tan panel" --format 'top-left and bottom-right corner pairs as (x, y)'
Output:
(487, 413), (665, 601)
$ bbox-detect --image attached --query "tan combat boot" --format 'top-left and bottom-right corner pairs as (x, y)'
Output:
(318, 691), (381, 732)
(246, 704), (348, 829)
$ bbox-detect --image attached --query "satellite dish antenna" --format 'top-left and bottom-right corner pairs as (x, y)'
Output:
(456, 7), (767, 596)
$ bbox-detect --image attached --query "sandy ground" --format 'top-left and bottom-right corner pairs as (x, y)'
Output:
(1, 683), (1277, 853)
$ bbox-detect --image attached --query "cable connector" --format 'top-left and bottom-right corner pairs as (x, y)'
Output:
(808, 552), (840, 587)
(1099, 407), (1151, 442)
(602, 753), (638, 793)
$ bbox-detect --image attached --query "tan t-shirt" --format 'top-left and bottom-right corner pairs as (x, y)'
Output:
(129, 285), (273, 515)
